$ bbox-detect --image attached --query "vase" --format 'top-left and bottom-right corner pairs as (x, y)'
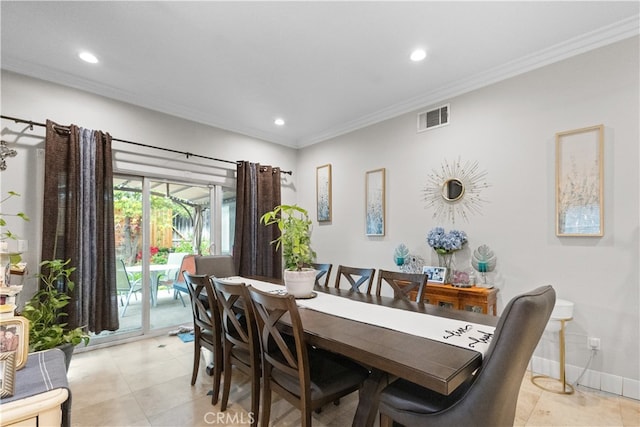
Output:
(437, 252), (455, 284)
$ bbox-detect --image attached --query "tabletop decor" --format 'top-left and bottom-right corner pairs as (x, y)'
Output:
(427, 227), (467, 284)
(0, 315), (28, 370)
(260, 204), (317, 298)
(471, 244), (497, 286)
(393, 243), (410, 267)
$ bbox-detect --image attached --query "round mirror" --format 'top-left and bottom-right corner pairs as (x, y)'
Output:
(442, 179), (465, 201)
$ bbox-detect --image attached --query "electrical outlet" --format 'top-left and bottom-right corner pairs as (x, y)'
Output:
(588, 337), (601, 351)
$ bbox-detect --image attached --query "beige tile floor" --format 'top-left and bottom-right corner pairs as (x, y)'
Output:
(68, 336), (640, 427)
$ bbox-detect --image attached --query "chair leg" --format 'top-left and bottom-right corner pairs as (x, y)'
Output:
(250, 363), (260, 427)
(191, 339), (201, 386)
(379, 412), (394, 427)
(220, 341), (233, 411)
(211, 341), (223, 405)
(260, 373), (272, 427)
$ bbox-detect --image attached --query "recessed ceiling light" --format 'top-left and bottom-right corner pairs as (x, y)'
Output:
(410, 48), (427, 62)
(274, 118), (285, 126)
(78, 51), (99, 64)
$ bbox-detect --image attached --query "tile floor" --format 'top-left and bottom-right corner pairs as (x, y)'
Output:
(67, 336), (640, 426)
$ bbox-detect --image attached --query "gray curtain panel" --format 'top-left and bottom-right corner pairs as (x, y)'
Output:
(233, 161), (282, 278)
(42, 120), (118, 333)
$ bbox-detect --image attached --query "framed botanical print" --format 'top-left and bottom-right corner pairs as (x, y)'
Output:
(365, 168), (385, 236)
(556, 125), (604, 236)
(316, 164), (332, 222)
(0, 316), (29, 370)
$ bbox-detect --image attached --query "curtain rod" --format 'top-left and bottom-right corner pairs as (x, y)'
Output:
(1, 114), (293, 175)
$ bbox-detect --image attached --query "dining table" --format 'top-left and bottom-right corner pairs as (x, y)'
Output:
(225, 275), (499, 427)
(125, 263), (181, 306)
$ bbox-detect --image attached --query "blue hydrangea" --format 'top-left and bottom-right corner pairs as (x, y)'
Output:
(427, 227), (467, 253)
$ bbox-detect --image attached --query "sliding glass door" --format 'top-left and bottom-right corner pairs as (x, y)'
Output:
(93, 174), (235, 343)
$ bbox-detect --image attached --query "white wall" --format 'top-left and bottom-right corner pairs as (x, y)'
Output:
(0, 70), (298, 303)
(297, 37), (639, 393)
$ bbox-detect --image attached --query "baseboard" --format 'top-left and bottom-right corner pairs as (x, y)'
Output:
(530, 355), (640, 400)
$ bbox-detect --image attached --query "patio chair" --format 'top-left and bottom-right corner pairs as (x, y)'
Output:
(115, 259), (143, 317)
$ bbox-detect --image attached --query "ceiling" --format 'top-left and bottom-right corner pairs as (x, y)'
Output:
(2, 2), (638, 148)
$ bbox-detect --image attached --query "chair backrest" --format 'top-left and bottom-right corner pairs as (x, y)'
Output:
(375, 269), (428, 301)
(183, 272), (219, 333)
(165, 252), (189, 279)
(310, 263), (332, 287)
(195, 255), (236, 278)
(443, 285), (556, 426)
(246, 285), (311, 398)
(176, 255), (196, 283)
(211, 278), (258, 361)
(333, 265), (376, 292)
(116, 259), (132, 292)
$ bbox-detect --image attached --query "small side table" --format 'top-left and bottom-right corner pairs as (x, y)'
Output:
(531, 316), (574, 395)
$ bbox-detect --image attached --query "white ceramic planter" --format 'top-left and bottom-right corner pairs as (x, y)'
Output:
(283, 268), (316, 298)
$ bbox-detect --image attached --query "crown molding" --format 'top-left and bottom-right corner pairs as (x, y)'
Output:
(297, 15), (639, 148)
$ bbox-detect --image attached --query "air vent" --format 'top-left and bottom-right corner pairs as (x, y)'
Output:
(417, 104), (449, 132)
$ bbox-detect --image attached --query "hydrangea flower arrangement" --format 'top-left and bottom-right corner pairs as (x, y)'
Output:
(426, 227), (468, 254)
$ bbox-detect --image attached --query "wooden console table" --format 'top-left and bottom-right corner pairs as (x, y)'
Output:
(408, 283), (498, 315)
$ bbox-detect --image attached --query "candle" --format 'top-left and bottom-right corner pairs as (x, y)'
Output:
(478, 261), (487, 273)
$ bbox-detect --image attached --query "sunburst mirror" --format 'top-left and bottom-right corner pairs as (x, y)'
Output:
(423, 158), (490, 224)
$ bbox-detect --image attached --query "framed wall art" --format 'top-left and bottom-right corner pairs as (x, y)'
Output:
(316, 164), (332, 222)
(365, 168), (385, 236)
(0, 316), (29, 370)
(0, 351), (16, 398)
(556, 125), (604, 236)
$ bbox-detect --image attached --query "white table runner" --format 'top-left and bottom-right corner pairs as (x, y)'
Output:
(224, 276), (495, 357)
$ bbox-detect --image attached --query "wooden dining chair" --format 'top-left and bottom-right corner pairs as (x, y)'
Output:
(378, 285), (556, 427)
(310, 263), (332, 287)
(246, 286), (369, 427)
(333, 265), (376, 293)
(183, 272), (223, 405)
(211, 278), (260, 427)
(375, 269), (428, 302)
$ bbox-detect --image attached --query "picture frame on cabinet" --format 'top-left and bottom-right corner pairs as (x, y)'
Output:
(316, 164), (332, 222)
(0, 316), (29, 370)
(422, 265), (446, 284)
(555, 125), (604, 236)
(0, 350), (16, 398)
(365, 168), (385, 236)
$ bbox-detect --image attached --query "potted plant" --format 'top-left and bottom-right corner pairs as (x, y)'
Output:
(21, 259), (90, 370)
(260, 204), (317, 298)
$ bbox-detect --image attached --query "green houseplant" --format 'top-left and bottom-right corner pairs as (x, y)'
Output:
(21, 259), (90, 368)
(0, 191), (29, 266)
(260, 204), (317, 297)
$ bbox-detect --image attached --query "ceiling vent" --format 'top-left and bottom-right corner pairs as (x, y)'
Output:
(417, 104), (449, 132)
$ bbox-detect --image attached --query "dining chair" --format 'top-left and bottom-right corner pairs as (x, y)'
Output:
(374, 269), (428, 302)
(115, 259), (142, 317)
(211, 278), (260, 427)
(333, 265), (376, 293)
(194, 254), (237, 278)
(247, 285), (369, 427)
(310, 263), (332, 287)
(183, 271), (223, 405)
(378, 285), (556, 427)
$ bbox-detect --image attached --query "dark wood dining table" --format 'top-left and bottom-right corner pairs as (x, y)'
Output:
(247, 276), (499, 427)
